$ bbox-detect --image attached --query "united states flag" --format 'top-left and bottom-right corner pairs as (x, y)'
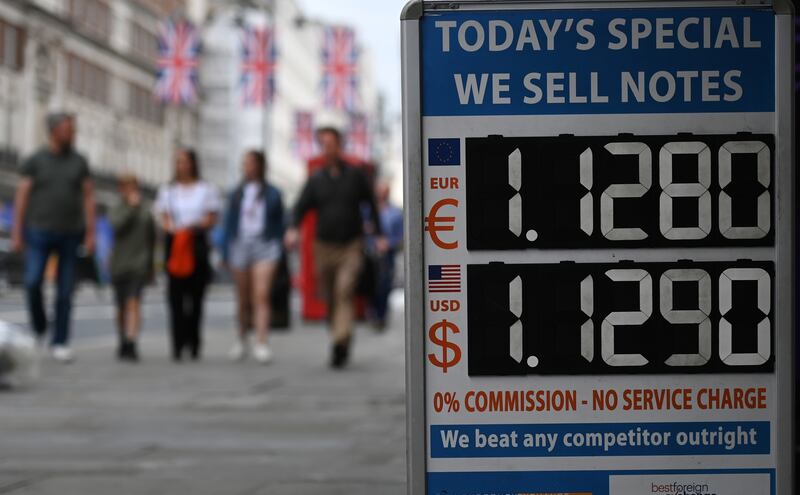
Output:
(321, 26), (358, 111)
(241, 25), (277, 106)
(155, 19), (199, 105)
(346, 113), (369, 161)
(428, 265), (461, 293)
(292, 111), (315, 161)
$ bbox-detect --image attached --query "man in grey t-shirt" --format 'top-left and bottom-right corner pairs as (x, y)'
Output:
(11, 113), (96, 362)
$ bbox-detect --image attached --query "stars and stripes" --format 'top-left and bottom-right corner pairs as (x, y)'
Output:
(293, 111), (316, 161)
(155, 19), (200, 105)
(321, 26), (359, 111)
(428, 265), (462, 293)
(346, 113), (370, 161)
(241, 25), (277, 106)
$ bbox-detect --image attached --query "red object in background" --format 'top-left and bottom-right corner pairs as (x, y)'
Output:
(299, 155), (375, 321)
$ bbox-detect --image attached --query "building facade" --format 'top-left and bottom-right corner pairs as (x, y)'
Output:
(0, 0), (196, 207)
(192, 0), (383, 203)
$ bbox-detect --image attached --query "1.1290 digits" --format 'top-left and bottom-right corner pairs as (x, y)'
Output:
(466, 134), (774, 249)
(467, 261), (774, 376)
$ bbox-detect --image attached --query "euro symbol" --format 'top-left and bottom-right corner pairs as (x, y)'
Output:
(425, 198), (458, 249)
(428, 319), (461, 373)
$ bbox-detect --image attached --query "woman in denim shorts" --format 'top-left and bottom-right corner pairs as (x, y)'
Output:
(221, 151), (285, 364)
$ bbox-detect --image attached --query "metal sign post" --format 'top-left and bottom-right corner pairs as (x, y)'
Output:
(402, 1), (795, 494)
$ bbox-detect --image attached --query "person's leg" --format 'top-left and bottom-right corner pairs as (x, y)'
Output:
(23, 230), (52, 339)
(187, 277), (206, 360)
(113, 282), (127, 358)
(232, 267), (252, 339)
(251, 260), (278, 345)
(167, 276), (185, 360)
(124, 295), (141, 361)
(313, 242), (337, 321)
(330, 240), (363, 366)
(52, 233), (81, 347)
(373, 250), (396, 326)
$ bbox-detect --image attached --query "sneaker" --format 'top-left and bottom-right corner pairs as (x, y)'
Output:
(229, 340), (248, 361)
(252, 344), (273, 365)
(51, 346), (74, 363)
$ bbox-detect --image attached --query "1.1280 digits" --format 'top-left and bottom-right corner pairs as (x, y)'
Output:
(465, 134), (774, 249)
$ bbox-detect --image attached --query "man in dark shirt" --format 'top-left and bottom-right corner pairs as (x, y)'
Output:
(11, 113), (96, 363)
(285, 127), (386, 368)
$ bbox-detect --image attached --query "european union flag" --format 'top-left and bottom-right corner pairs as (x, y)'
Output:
(428, 138), (461, 166)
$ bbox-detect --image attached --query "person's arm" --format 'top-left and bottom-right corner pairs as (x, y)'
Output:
(284, 178), (315, 250)
(82, 178), (96, 253)
(359, 172), (387, 252)
(198, 184), (221, 231)
(360, 174), (383, 237)
(11, 177), (33, 252)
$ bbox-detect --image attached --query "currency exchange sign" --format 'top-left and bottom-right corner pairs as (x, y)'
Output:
(400, 1), (795, 494)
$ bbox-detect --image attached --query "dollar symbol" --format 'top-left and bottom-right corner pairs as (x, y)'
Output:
(428, 319), (461, 373)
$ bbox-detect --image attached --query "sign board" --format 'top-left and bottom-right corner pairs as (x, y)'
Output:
(401, 1), (795, 494)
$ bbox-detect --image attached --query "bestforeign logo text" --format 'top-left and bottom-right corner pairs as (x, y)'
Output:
(651, 481), (714, 495)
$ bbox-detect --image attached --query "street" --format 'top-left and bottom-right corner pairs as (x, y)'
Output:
(0, 284), (407, 495)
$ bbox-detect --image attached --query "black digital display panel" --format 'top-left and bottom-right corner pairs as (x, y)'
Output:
(467, 261), (774, 376)
(466, 134), (775, 250)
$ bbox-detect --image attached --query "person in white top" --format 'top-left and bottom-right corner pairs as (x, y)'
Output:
(221, 151), (285, 364)
(154, 149), (221, 361)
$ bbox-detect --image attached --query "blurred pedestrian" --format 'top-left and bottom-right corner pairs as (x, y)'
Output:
(109, 174), (155, 362)
(154, 149), (220, 362)
(221, 150), (285, 364)
(284, 127), (386, 368)
(370, 182), (403, 330)
(11, 112), (96, 363)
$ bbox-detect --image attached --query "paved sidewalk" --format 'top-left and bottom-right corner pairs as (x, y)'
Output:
(0, 289), (407, 495)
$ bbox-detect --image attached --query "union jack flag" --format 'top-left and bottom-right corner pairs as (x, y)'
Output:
(292, 111), (316, 161)
(321, 26), (359, 111)
(346, 113), (370, 161)
(241, 25), (277, 106)
(155, 19), (199, 105)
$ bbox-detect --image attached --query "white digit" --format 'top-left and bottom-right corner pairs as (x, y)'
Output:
(602, 269), (652, 366)
(579, 148), (593, 236)
(719, 268), (771, 366)
(660, 269), (712, 366)
(580, 275), (594, 362)
(659, 142), (711, 240)
(509, 275), (523, 364)
(601, 143), (651, 240)
(719, 141), (771, 239)
(508, 148), (522, 238)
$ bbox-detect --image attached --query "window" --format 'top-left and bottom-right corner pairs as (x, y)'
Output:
(68, 0), (111, 41)
(131, 22), (159, 63)
(0, 19), (25, 71)
(129, 83), (164, 125)
(66, 54), (110, 104)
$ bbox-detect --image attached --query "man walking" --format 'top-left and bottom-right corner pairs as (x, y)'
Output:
(11, 113), (96, 362)
(284, 127), (386, 368)
(370, 182), (403, 330)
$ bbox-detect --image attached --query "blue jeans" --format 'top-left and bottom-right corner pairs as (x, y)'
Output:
(24, 229), (82, 346)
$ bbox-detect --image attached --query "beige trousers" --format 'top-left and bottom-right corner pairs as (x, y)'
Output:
(314, 239), (363, 344)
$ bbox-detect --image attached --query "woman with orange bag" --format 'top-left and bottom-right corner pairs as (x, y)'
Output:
(154, 149), (221, 361)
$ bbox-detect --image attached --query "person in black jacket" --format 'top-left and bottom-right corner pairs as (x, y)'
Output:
(284, 127), (387, 368)
(221, 151), (285, 364)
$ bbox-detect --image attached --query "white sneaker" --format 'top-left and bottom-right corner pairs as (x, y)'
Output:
(252, 344), (273, 365)
(51, 346), (74, 363)
(229, 340), (248, 361)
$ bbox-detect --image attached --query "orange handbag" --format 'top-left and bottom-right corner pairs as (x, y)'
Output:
(167, 230), (195, 278)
